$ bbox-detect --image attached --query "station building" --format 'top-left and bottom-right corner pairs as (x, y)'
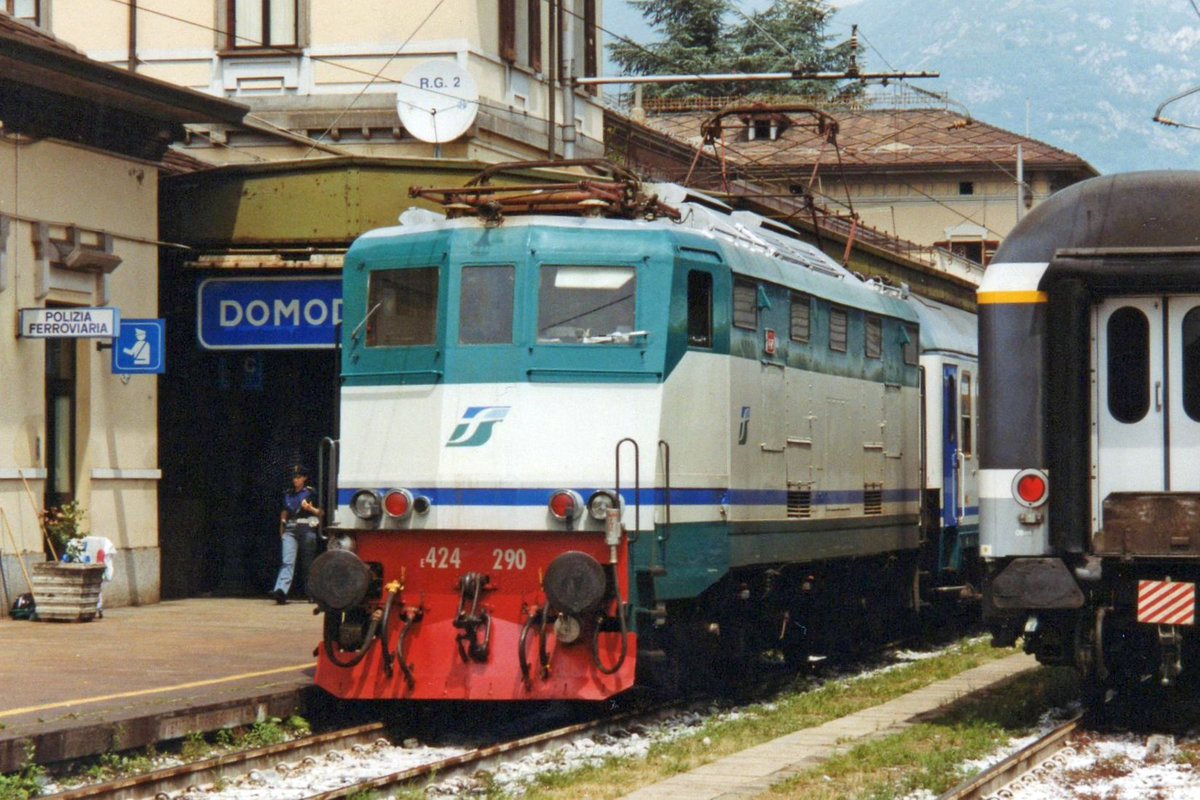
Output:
(0, 15), (246, 608)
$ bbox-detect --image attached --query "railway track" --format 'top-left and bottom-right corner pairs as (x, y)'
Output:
(937, 713), (1083, 800)
(40, 703), (684, 800)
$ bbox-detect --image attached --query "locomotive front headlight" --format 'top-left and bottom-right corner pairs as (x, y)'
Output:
(1012, 469), (1049, 508)
(383, 488), (414, 520)
(586, 490), (621, 521)
(548, 489), (584, 521)
(350, 489), (382, 521)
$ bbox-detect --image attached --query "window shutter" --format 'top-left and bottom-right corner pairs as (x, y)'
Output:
(528, 0), (542, 73)
(499, 0), (517, 63)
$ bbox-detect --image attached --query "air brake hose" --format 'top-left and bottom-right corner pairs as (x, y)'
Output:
(518, 609), (538, 688)
(323, 587), (397, 669)
(376, 582), (401, 678)
(592, 565), (629, 675)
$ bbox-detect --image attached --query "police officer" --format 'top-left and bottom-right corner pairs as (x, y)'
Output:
(272, 464), (322, 604)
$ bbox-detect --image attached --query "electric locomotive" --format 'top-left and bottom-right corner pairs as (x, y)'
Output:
(979, 170), (1200, 694)
(307, 162), (972, 701)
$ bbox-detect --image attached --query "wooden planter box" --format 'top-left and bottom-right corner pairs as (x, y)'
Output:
(31, 562), (105, 622)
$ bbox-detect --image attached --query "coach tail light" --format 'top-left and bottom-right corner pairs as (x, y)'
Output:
(548, 489), (584, 522)
(1013, 469), (1049, 508)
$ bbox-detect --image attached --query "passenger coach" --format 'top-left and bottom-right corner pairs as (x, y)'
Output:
(980, 170), (1200, 694)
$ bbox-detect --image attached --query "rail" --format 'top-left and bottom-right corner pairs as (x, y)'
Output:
(937, 714), (1082, 800)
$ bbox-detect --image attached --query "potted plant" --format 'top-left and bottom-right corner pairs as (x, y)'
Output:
(31, 501), (105, 622)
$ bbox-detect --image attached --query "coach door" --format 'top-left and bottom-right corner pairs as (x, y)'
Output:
(1094, 296), (1200, 512)
(942, 365), (963, 526)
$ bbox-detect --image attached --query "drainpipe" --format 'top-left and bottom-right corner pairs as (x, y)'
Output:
(1015, 144), (1024, 222)
(561, 4), (576, 159)
(127, 0), (138, 72)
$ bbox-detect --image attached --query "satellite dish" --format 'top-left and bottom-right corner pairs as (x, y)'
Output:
(396, 60), (479, 144)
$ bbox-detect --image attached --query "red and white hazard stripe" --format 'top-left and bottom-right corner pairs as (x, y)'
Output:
(1137, 580), (1196, 626)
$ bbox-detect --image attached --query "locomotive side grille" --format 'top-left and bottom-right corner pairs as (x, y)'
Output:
(787, 489), (812, 518)
(864, 485), (883, 515)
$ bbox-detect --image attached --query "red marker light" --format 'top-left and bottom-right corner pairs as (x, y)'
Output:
(549, 490), (581, 521)
(384, 489), (413, 518)
(1015, 473), (1047, 505)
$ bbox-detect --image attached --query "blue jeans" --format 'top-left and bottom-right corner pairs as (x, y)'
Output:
(273, 522), (317, 596)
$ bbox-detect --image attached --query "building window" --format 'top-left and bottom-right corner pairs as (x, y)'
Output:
(459, 266), (514, 344)
(6, 0), (39, 24)
(829, 307), (847, 353)
(230, 0), (296, 48)
(959, 181), (974, 195)
(500, 0), (544, 71)
(687, 270), (713, 348)
(733, 279), (757, 330)
(865, 315), (882, 359)
(934, 238), (1000, 266)
(790, 293), (810, 343)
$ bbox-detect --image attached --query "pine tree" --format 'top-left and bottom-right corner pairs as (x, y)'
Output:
(609, 0), (858, 100)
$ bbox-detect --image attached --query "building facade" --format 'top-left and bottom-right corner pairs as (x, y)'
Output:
(46, 0), (604, 163)
(0, 16), (245, 608)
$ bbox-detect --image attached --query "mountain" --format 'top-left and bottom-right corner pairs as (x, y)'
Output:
(829, 0), (1200, 174)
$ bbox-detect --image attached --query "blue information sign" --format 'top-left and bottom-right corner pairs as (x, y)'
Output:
(112, 319), (165, 374)
(197, 277), (342, 350)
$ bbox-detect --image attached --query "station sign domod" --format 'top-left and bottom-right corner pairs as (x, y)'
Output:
(19, 307), (119, 338)
(197, 277), (342, 350)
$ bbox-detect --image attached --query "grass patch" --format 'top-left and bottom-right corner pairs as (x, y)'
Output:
(514, 638), (1025, 800)
(761, 665), (1080, 799)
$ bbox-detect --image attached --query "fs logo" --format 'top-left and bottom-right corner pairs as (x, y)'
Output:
(738, 406), (751, 445)
(447, 406), (510, 447)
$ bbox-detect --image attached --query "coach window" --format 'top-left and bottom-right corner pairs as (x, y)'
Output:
(829, 307), (848, 353)
(733, 279), (757, 330)
(865, 315), (882, 358)
(687, 270), (713, 347)
(961, 372), (973, 456)
(1107, 306), (1150, 423)
(1183, 307), (1200, 421)
(366, 267), (439, 347)
(790, 293), (810, 343)
(538, 265), (635, 343)
(460, 266), (514, 344)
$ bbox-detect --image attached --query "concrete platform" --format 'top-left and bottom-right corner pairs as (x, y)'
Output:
(619, 652), (1040, 800)
(0, 598), (325, 772)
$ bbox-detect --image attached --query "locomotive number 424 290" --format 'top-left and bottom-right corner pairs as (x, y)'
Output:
(418, 547), (527, 570)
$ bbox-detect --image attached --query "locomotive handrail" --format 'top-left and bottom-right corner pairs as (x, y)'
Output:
(615, 438), (640, 544)
(657, 440), (671, 544)
(317, 437), (337, 540)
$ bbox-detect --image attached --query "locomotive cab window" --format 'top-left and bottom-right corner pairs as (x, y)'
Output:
(687, 270), (713, 348)
(537, 265), (635, 343)
(366, 267), (439, 347)
(1107, 306), (1150, 423)
(460, 265), (514, 344)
